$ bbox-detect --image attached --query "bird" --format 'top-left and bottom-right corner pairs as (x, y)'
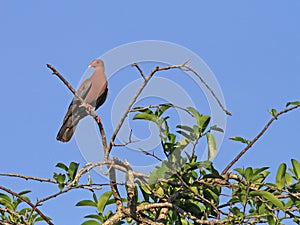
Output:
(56, 59), (108, 142)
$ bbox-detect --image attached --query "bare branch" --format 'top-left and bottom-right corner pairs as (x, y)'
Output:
(139, 148), (163, 162)
(107, 61), (190, 160)
(132, 63), (146, 80)
(222, 104), (300, 174)
(182, 64), (232, 116)
(0, 173), (56, 184)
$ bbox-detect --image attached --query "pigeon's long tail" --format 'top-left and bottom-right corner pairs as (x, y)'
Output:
(56, 122), (78, 142)
(56, 103), (87, 142)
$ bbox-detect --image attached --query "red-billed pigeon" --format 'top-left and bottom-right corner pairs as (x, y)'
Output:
(56, 59), (108, 142)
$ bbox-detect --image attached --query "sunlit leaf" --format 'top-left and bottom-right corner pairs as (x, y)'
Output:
(206, 133), (217, 161)
(177, 130), (194, 140)
(276, 163), (286, 189)
(285, 173), (293, 186)
(81, 220), (101, 225)
(268, 108), (278, 119)
(286, 101), (300, 107)
(132, 107), (153, 114)
(97, 191), (113, 214)
(244, 167), (253, 181)
(133, 113), (158, 123)
(210, 125), (224, 133)
(68, 162), (79, 181)
(55, 162), (68, 172)
(176, 125), (194, 133)
(76, 200), (97, 207)
(18, 190), (31, 196)
(291, 159), (300, 179)
(84, 214), (102, 221)
(229, 136), (250, 145)
(155, 104), (173, 117)
(250, 191), (284, 210)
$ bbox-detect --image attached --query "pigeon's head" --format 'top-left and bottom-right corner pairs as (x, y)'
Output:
(88, 59), (104, 69)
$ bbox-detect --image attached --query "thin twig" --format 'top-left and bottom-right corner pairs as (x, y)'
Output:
(112, 129), (139, 147)
(132, 63), (146, 80)
(182, 64), (232, 116)
(0, 173), (56, 184)
(222, 104), (300, 174)
(139, 148), (163, 162)
(107, 61), (191, 159)
(36, 183), (112, 205)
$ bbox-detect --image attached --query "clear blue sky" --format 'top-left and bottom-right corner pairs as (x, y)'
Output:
(1, 1), (299, 224)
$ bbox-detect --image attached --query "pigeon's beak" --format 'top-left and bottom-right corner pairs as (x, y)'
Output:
(88, 65), (92, 68)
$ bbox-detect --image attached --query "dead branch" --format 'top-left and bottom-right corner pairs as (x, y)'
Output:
(222, 103), (300, 174)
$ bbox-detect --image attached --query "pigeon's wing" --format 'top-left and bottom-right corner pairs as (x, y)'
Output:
(56, 79), (92, 142)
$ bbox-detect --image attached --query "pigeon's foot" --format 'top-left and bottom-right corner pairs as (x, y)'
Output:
(86, 103), (95, 112)
(95, 115), (101, 123)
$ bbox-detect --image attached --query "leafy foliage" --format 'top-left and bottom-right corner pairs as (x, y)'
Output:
(1, 90), (299, 224)
(53, 162), (79, 190)
(0, 190), (48, 224)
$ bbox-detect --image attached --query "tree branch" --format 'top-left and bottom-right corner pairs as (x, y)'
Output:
(106, 61), (193, 160)
(222, 104), (300, 174)
(0, 173), (56, 184)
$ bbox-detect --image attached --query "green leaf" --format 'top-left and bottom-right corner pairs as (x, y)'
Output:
(68, 162), (79, 181)
(268, 108), (278, 119)
(291, 159), (300, 179)
(76, 200), (97, 207)
(253, 167), (269, 175)
(56, 162), (68, 172)
(53, 173), (66, 190)
(18, 190), (31, 196)
(229, 136), (250, 145)
(206, 133), (217, 161)
(177, 130), (194, 140)
(132, 107), (153, 114)
(97, 191), (113, 214)
(176, 125), (194, 133)
(267, 215), (276, 225)
(286, 101), (300, 107)
(133, 113), (158, 123)
(285, 173), (293, 186)
(81, 220), (101, 225)
(92, 193), (98, 203)
(187, 107), (210, 132)
(205, 188), (219, 204)
(235, 168), (244, 176)
(84, 214), (102, 221)
(244, 167), (253, 181)
(210, 125), (224, 133)
(250, 191), (284, 210)
(155, 104), (173, 117)
(276, 163), (286, 189)
(197, 115), (211, 133)
(187, 107), (202, 120)
(0, 193), (11, 203)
